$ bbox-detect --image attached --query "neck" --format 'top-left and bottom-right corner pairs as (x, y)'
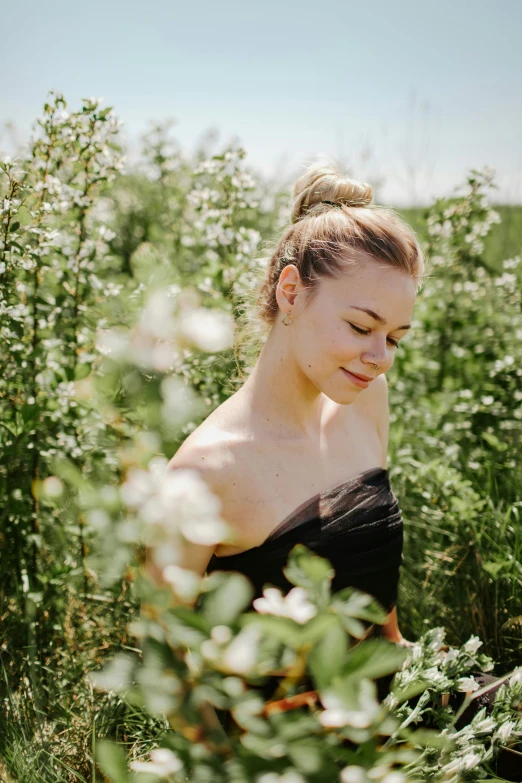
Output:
(239, 323), (333, 440)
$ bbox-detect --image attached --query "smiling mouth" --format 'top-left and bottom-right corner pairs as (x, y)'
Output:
(342, 369), (375, 382)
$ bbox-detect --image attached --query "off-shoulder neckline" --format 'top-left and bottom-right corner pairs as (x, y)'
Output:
(213, 465), (388, 560)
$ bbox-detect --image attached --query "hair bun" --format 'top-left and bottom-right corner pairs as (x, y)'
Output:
(291, 160), (373, 223)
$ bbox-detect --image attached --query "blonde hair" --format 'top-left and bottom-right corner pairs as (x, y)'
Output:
(234, 160), (426, 375)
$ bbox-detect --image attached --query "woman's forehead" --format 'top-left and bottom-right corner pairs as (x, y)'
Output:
(321, 262), (417, 309)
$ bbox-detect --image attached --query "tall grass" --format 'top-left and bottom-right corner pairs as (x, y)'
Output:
(1, 95), (521, 780)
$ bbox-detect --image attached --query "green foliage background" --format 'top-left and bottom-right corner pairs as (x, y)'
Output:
(1, 93), (521, 781)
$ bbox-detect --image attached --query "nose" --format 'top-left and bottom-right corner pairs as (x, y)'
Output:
(363, 342), (392, 370)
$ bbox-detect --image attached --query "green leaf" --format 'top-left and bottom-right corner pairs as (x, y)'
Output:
(98, 107), (114, 120)
(298, 612), (338, 646)
(96, 740), (129, 783)
(75, 362), (92, 380)
(332, 587), (388, 625)
(21, 404), (39, 422)
(482, 560), (508, 578)
(400, 727), (454, 750)
(391, 677), (432, 704)
(283, 544), (334, 590)
(202, 572), (253, 626)
(241, 613), (301, 647)
(10, 221), (20, 232)
(338, 615), (367, 639)
(342, 638), (408, 681)
(287, 738), (325, 773)
(309, 619), (348, 690)
(481, 431), (507, 451)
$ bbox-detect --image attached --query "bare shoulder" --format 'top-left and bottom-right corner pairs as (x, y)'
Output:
(153, 413), (242, 579)
(166, 400), (269, 551)
(167, 416), (237, 495)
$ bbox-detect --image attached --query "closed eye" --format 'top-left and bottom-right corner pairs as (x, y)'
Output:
(348, 322), (401, 349)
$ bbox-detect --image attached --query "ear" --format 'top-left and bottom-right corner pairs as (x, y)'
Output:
(275, 264), (302, 312)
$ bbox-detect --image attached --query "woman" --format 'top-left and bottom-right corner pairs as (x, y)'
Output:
(146, 161), (517, 773)
(157, 161), (419, 645)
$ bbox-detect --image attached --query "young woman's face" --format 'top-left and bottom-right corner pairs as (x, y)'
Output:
(280, 256), (417, 403)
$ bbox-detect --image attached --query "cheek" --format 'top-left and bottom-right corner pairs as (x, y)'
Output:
(326, 322), (356, 354)
(309, 321), (355, 363)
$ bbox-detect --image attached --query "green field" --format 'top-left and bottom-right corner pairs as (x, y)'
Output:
(1, 96), (521, 782)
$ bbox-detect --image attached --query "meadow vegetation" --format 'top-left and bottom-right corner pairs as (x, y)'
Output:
(1, 92), (521, 782)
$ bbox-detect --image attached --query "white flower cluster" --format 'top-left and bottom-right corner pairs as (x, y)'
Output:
(426, 167), (501, 257)
(390, 633), (522, 781)
(121, 462), (230, 569)
(96, 288), (234, 372)
(319, 681), (380, 729)
(199, 622), (262, 675)
(256, 770), (306, 783)
(341, 766), (404, 783)
(253, 586), (317, 624)
(185, 148), (259, 251)
(130, 747), (183, 778)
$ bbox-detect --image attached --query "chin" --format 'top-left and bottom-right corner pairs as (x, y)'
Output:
(323, 388), (358, 405)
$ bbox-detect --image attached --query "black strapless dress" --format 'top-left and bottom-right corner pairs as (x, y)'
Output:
(206, 466), (402, 615)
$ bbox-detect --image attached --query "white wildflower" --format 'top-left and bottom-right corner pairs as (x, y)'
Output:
(422, 667), (447, 686)
(123, 466), (230, 546)
(319, 682), (380, 729)
(95, 328), (129, 360)
(211, 625), (233, 644)
(138, 290), (177, 340)
(473, 717), (497, 733)
(162, 564), (202, 602)
(178, 307), (234, 353)
(442, 750), (482, 775)
(496, 720), (516, 743)
(462, 635), (483, 654)
(257, 773), (306, 783)
(200, 640), (220, 660)
(443, 647), (459, 664)
(130, 747), (183, 777)
(41, 476), (64, 498)
(340, 766), (366, 783)
(160, 374), (200, 427)
(427, 628), (446, 651)
(222, 625), (261, 674)
(457, 676), (479, 692)
(509, 668), (522, 687)
(253, 586), (317, 624)
(382, 692), (399, 710)
(382, 774), (405, 783)
(279, 773), (306, 783)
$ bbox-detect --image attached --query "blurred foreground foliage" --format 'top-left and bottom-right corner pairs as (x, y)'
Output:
(1, 92), (521, 781)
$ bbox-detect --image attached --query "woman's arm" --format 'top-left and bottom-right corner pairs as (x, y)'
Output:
(381, 606), (409, 644)
(373, 376), (412, 646)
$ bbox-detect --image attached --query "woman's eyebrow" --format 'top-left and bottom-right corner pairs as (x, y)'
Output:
(349, 306), (411, 331)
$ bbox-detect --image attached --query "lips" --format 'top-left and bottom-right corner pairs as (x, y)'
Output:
(341, 368), (373, 388)
(345, 371), (375, 382)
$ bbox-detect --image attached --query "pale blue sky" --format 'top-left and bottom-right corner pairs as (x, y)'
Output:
(2, 0), (521, 205)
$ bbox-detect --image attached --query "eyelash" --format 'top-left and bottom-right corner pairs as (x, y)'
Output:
(348, 323), (401, 349)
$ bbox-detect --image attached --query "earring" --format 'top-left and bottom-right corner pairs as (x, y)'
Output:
(282, 312), (293, 326)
